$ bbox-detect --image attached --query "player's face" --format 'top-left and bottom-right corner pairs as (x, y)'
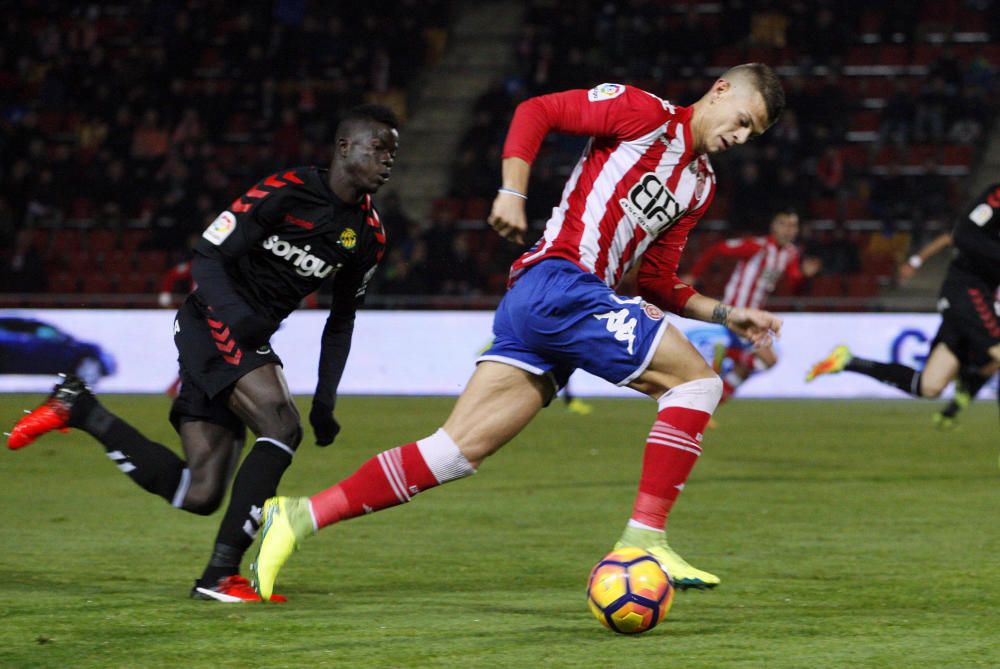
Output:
(344, 123), (399, 194)
(696, 80), (768, 154)
(771, 213), (799, 245)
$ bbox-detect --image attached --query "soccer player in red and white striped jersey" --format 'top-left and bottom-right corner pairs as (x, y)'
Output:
(253, 64), (786, 599)
(683, 210), (821, 405)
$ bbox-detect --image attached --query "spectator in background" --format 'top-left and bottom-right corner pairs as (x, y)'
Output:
(879, 81), (915, 147)
(870, 162), (916, 234)
(729, 161), (769, 231)
(131, 109), (170, 162)
(914, 75), (951, 144)
(815, 145), (844, 197)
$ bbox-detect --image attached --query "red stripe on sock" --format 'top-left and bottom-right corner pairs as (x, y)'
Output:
(630, 406), (711, 530)
(309, 442), (438, 529)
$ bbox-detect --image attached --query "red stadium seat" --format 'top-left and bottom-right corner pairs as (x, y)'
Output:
(809, 275), (844, 298)
(48, 272), (80, 294)
(845, 273), (880, 297)
(82, 273), (114, 294)
(88, 229), (120, 254)
(120, 229), (150, 251)
(879, 45), (910, 67)
(942, 145), (973, 167)
(117, 272), (153, 294)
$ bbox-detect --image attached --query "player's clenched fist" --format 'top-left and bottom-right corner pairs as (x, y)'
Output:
(488, 191), (528, 244)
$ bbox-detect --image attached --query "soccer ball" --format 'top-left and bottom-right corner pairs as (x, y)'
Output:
(587, 547), (674, 634)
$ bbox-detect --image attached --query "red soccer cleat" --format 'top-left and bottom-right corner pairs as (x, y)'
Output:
(6, 374), (87, 450)
(191, 575), (287, 603)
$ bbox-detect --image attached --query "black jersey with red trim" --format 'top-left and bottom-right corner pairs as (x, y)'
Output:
(950, 181), (1000, 289)
(192, 166), (386, 322)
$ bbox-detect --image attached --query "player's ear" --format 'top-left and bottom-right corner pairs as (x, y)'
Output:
(336, 137), (350, 158)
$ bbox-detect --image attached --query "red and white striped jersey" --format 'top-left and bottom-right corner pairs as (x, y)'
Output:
(502, 84), (716, 314)
(687, 235), (804, 308)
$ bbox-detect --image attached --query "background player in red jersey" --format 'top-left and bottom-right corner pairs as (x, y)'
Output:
(252, 64), (786, 599)
(7, 104), (399, 602)
(807, 182), (1000, 426)
(682, 209), (821, 408)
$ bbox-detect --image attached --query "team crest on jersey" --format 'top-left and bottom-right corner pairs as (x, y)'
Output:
(619, 173), (683, 236)
(339, 228), (357, 250)
(642, 301), (664, 320)
(588, 83), (625, 102)
(969, 203), (993, 226)
(203, 211), (237, 246)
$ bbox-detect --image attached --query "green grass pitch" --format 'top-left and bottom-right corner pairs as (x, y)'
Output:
(1, 394), (997, 668)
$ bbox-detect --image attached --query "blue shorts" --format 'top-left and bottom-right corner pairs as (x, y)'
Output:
(479, 259), (669, 391)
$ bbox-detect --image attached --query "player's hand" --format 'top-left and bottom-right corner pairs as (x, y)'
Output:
(232, 314), (278, 349)
(488, 192), (528, 244)
(897, 262), (917, 284)
(802, 257), (822, 278)
(309, 402), (341, 447)
(724, 306), (782, 349)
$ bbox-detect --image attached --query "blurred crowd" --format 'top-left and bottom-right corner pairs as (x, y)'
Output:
(2, 0), (999, 307)
(0, 0), (449, 293)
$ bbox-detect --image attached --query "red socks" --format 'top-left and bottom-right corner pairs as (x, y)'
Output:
(309, 429), (475, 529)
(629, 378), (721, 530)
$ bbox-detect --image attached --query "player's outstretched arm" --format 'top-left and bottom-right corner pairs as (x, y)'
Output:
(898, 232), (953, 284)
(683, 292), (782, 348)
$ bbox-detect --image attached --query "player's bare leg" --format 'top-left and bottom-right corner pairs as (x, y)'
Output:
(193, 363), (300, 602)
(253, 362), (549, 600)
(616, 324), (724, 589)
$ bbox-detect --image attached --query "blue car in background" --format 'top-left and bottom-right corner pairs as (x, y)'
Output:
(0, 317), (117, 386)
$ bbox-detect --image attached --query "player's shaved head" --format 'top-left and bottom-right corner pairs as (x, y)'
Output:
(335, 104), (400, 141)
(720, 63), (785, 127)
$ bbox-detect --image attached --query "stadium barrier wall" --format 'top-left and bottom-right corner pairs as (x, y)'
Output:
(1, 309), (996, 399)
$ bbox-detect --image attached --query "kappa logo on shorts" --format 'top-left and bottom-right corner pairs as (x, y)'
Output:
(595, 308), (638, 354)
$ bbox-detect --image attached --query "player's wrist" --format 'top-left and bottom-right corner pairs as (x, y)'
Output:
(711, 302), (733, 326)
(497, 186), (527, 200)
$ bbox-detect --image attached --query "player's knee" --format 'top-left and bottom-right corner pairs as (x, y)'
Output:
(701, 375), (724, 408)
(254, 399), (301, 447)
(919, 375), (946, 399)
(181, 482), (226, 515)
(661, 375), (723, 413)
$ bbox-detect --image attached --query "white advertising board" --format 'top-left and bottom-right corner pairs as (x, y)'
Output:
(1, 309), (995, 399)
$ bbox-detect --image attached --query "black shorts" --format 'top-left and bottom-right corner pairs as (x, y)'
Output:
(932, 273), (1000, 368)
(169, 296), (282, 433)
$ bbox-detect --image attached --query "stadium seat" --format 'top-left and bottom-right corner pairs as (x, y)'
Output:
(82, 274), (114, 294)
(809, 275), (844, 298)
(47, 272), (80, 294)
(845, 273), (880, 297)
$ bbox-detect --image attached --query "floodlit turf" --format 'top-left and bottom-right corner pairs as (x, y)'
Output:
(1, 394), (997, 668)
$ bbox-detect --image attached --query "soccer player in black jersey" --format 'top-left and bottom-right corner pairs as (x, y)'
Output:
(806, 182), (1000, 420)
(7, 104), (400, 602)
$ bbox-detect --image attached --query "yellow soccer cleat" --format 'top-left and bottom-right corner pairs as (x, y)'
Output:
(615, 527), (719, 590)
(250, 496), (313, 602)
(711, 342), (727, 373)
(805, 345), (852, 382)
(566, 398), (594, 415)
